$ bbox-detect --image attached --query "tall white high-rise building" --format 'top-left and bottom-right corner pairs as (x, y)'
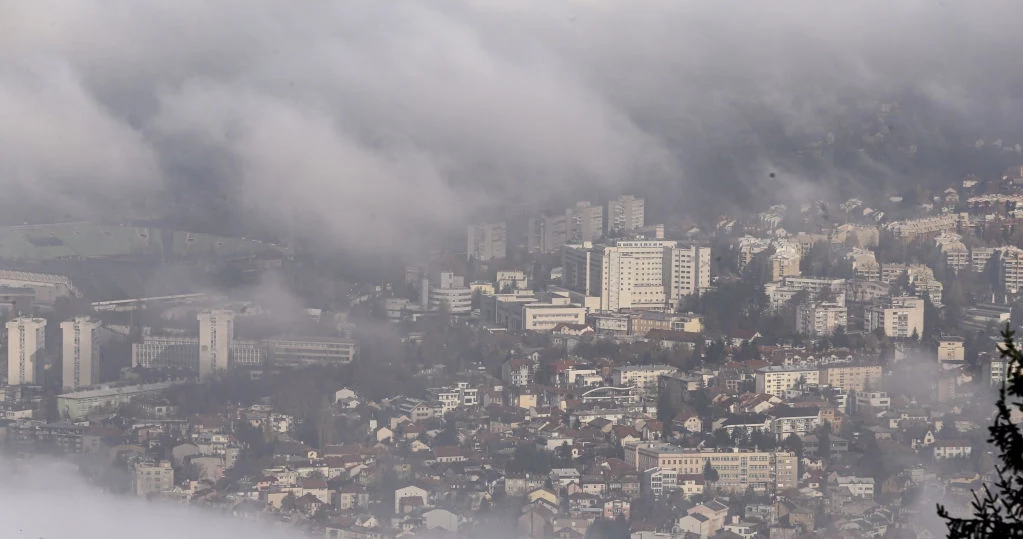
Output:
(865, 296), (924, 339)
(664, 245), (712, 308)
(568, 202), (604, 244)
(7, 317), (46, 386)
(61, 317), (102, 390)
(529, 202), (604, 253)
(563, 240), (710, 312)
(198, 309), (234, 382)
(607, 195), (645, 234)
(467, 221), (507, 261)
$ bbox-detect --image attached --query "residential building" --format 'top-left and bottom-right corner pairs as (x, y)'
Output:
(664, 244), (712, 307)
(607, 195), (645, 234)
(735, 236), (771, 270)
(496, 271), (529, 292)
(769, 242), (802, 281)
(132, 335), (200, 370)
(820, 364), (883, 392)
(6, 317), (46, 385)
(755, 366), (819, 397)
(426, 383), (478, 414)
(57, 380), (186, 419)
(133, 460), (174, 497)
(865, 296), (924, 339)
(529, 202), (604, 254)
(884, 214), (958, 240)
(60, 317), (102, 390)
(265, 337), (357, 366)
(830, 474), (874, 499)
(467, 221), (507, 262)
(502, 356), (539, 387)
(568, 201), (604, 243)
(937, 336), (965, 362)
(521, 301), (587, 332)
(613, 365), (678, 396)
(623, 443), (798, 493)
(933, 440), (973, 460)
(796, 303), (847, 336)
(198, 309), (234, 382)
(563, 239), (708, 311)
(769, 406), (821, 438)
(424, 272), (472, 315)
(935, 233), (969, 273)
(1001, 247), (1023, 295)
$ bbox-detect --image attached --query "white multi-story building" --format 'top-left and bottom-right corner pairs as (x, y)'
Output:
(624, 443), (798, 493)
(529, 202), (605, 253)
(755, 365), (820, 397)
(865, 296), (924, 339)
(7, 317), (46, 385)
(568, 201), (604, 243)
(769, 242), (802, 281)
(1001, 247), (1023, 295)
(971, 247), (996, 273)
(613, 365), (678, 395)
(132, 335), (200, 369)
(61, 317), (102, 390)
(563, 240), (710, 312)
(423, 272), (472, 315)
(426, 382), (478, 414)
(607, 195), (645, 234)
(933, 440), (973, 461)
(884, 214), (958, 240)
(664, 245), (712, 308)
(935, 233), (968, 273)
(796, 303), (847, 336)
(198, 309), (234, 382)
(520, 299), (587, 331)
(831, 475), (875, 498)
(495, 271), (529, 292)
(735, 236), (771, 270)
(467, 221), (507, 262)
(57, 380), (186, 419)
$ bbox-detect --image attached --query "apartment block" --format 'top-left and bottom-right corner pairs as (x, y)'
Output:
(624, 443), (798, 493)
(6, 317), (46, 386)
(819, 364), (883, 392)
(613, 365), (678, 395)
(198, 309), (234, 382)
(61, 317), (102, 390)
(755, 366), (820, 397)
(563, 240), (710, 312)
(607, 195), (645, 234)
(865, 296), (924, 339)
(796, 303), (847, 336)
(467, 221), (507, 262)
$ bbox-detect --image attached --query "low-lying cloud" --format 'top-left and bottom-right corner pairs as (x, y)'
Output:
(0, 458), (297, 539)
(4, 0), (1023, 254)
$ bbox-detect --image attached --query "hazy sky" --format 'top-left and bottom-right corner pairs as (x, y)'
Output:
(4, 0), (1023, 253)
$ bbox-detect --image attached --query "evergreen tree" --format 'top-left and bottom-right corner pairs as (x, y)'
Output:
(939, 326), (1023, 537)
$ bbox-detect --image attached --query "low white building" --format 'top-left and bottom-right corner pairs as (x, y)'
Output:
(933, 440), (972, 460)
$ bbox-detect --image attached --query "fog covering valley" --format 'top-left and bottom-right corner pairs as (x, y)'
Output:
(4, 0), (1023, 255)
(3, 1), (1023, 538)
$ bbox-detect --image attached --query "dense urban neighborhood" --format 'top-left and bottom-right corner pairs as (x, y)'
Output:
(6, 169), (1023, 538)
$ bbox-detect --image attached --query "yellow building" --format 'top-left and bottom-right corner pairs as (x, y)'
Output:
(820, 364), (882, 392)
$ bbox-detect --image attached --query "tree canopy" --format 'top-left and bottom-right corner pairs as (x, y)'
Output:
(939, 326), (1023, 537)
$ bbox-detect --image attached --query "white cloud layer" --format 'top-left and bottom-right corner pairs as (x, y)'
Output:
(3, 0), (1023, 251)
